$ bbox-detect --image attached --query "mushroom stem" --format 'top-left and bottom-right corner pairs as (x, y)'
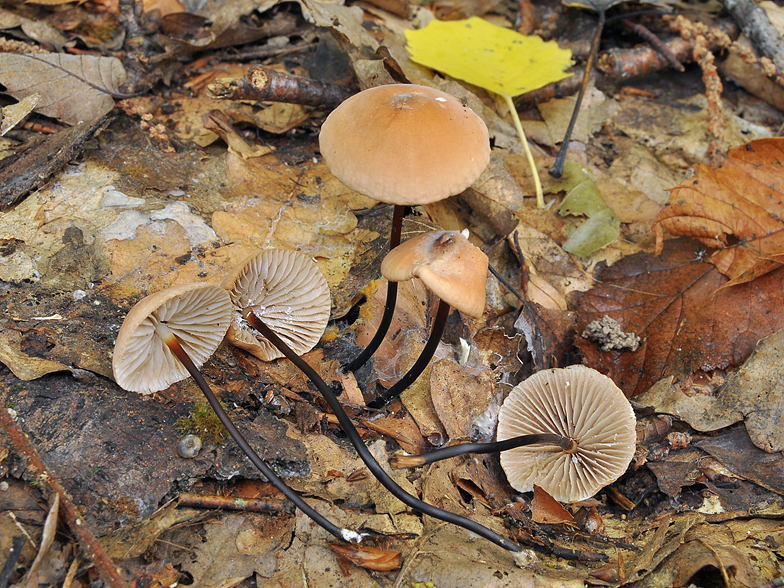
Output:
(156, 323), (356, 543)
(343, 204), (405, 373)
(391, 434), (576, 469)
(246, 313), (523, 554)
(366, 298), (451, 410)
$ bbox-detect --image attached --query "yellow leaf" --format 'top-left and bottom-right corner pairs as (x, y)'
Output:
(405, 17), (573, 98)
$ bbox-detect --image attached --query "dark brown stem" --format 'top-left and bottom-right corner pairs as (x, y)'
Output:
(0, 402), (131, 588)
(367, 298), (450, 410)
(161, 329), (352, 542)
(392, 434), (576, 468)
(550, 9), (605, 179)
(247, 313), (523, 553)
(343, 204), (405, 373)
(207, 66), (354, 109)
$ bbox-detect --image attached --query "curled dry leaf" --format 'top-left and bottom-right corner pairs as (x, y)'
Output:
(329, 544), (402, 571)
(0, 53), (126, 125)
(655, 138), (784, 287)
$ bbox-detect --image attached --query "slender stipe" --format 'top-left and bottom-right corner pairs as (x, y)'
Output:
(247, 312), (523, 553)
(367, 299), (451, 410)
(162, 328), (355, 542)
(550, 10), (606, 178)
(391, 434), (576, 468)
(344, 204), (405, 373)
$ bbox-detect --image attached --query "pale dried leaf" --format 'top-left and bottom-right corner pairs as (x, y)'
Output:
(0, 53), (126, 125)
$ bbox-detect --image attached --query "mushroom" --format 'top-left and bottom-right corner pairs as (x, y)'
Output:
(366, 229), (488, 409)
(220, 249), (331, 361)
(392, 366), (636, 504)
(497, 365), (636, 503)
(319, 84), (490, 373)
(112, 283), (355, 542)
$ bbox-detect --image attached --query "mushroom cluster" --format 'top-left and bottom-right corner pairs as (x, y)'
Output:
(319, 84), (491, 375)
(112, 247), (517, 552)
(110, 84), (638, 556)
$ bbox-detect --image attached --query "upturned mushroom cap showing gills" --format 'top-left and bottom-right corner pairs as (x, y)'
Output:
(221, 249), (331, 361)
(319, 84), (490, 205)
(380, 230), (488, 318)
(113, 283), (234, 394)
(497, 365), (636, 503)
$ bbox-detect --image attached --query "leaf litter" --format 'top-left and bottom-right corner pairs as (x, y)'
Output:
(1, 1), (784, 587)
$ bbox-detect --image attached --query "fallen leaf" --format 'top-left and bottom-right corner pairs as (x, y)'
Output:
(429, 357), (495, 441)
(655, 137), (784, 286)
(405, 16), (573, 207)
(1, 93), (39, 136)
(531, 485), (574, 524)
(0, 53), (126, 125)
(405, 17), (573, 98)
(634, 328), (784, 452)
(555, 161), (620, 257)
(329, 544), (402, 572)
(576, 239), (784, 397)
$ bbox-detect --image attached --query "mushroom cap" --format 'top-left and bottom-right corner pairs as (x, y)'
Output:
(112, 283), (234, 395)
(380, 230), (488, 318)
(221, 249), (331, 361)
(497, 365), (636, 503)
(319, 84), (490, 206)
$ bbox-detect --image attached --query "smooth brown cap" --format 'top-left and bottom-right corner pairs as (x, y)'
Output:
(380, 230), (488, 318)
(497, 365), (636, 503)
(112, 283), (233, 394)
(319, 84), (490, 205)
(221, 249), (331, 361)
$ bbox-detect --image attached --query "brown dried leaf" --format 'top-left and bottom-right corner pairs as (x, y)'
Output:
(531, 485), (574, 524)
(329, 544), (402, 571)
(656, 138), (784, 286)
(576, 239), (784, 397)
(0, 53), (126, 125)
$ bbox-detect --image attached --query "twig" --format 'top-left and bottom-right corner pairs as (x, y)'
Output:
(597, 20), (739, 81)
(723, 0), (784, 71)
(207, 66), (354, 109)
(550, 9), (605, 178)
(178, 491), (294, 514)
(0, 407), (131, 588)
(0, 536), (26, 588)
(621, 18), (684, 71)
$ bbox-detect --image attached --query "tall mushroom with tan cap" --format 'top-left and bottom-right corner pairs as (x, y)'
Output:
(367, 229), (488, 409)
(392, 365), (636, 505)
(112, 283), (359, 543)
(319, 84), (490, 373)
(221, 249), (331, 362)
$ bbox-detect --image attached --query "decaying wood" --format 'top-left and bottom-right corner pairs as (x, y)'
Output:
(0, 115), (109, 210)
(723, 0), (784, 72)
(0, 404), (131, 588)
(207, 66), (354, 109)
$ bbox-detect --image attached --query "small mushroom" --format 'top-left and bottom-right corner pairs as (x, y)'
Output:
(367, 229), (488, 409)
(320, 84), (490, 373)
(497, 365), (637, 503)
(112, 283), (233, 394)
(391, 366), (636, 504)
(221, 249), (331, 361)
(112, 283), (353, 541)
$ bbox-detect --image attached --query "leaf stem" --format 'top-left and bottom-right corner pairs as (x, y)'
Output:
(504, 93), (544, 208)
